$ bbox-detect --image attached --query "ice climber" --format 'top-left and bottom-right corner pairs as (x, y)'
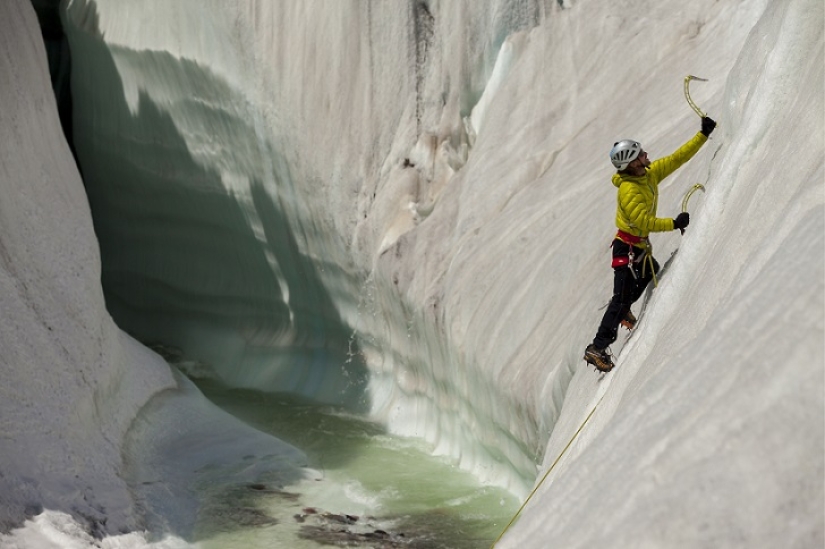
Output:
(583, 116), (717, 372)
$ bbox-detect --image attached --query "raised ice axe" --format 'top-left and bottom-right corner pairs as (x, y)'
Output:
(684, 75), (709, 118)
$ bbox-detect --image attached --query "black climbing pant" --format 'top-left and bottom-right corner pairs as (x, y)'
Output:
(592, 239), (660, 350)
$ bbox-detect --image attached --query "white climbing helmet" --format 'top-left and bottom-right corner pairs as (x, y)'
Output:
(609, 140), (642, 170)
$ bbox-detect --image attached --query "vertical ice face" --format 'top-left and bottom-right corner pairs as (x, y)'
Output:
(0, 0), (178, 534)
(0, 1), (314, 538)
(62, 0), (376, 409)
(59, 0), (555, 493)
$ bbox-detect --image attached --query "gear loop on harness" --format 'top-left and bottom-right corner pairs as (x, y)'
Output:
(613, 231), (658, 286)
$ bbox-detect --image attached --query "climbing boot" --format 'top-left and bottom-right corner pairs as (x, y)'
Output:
(584, 344), (614, 372)
(620, 310), (637, 331)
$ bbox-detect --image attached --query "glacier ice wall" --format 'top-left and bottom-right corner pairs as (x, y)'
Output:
(493, 1), (824, 546)
(61, 0), (556, 490)
(63, 0), (378, 409)
(0, 1), (310, 538)
(1, 0), (822, 546)
(0, 0), (176, 533)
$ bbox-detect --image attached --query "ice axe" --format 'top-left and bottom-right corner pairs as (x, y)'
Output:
(684, 75), (709, 118)
(678, 183), (706, 234)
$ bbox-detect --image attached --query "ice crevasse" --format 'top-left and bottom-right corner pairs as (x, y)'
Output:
(0, 0), (823, 547)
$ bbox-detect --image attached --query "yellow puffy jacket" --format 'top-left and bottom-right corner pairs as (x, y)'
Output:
(613, 132), (708, 238)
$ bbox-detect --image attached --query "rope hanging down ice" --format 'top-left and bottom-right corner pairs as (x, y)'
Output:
(490, 392), (608, 548)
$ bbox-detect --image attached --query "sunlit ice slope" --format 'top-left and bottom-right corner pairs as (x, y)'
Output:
(0, 0), (309, 539)
(59, 0), (823, 546)
(493, 0), (824, 547)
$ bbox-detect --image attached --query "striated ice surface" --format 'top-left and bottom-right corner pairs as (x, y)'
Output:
(0, 0), (310, 540)
(1, 0), (823, 547)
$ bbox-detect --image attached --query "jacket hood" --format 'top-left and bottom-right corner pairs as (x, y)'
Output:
(612, 170), (648, 188)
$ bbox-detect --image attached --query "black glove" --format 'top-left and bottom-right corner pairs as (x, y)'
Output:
(674, 212), (690, 231)
(701, 116), (716, 136)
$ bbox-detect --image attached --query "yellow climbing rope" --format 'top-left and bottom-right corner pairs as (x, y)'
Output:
(644, 250), (658, 288)
(490, 392), (608, 548)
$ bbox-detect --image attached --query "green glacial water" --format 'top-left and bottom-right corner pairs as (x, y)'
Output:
(188, 379), (521, 548)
